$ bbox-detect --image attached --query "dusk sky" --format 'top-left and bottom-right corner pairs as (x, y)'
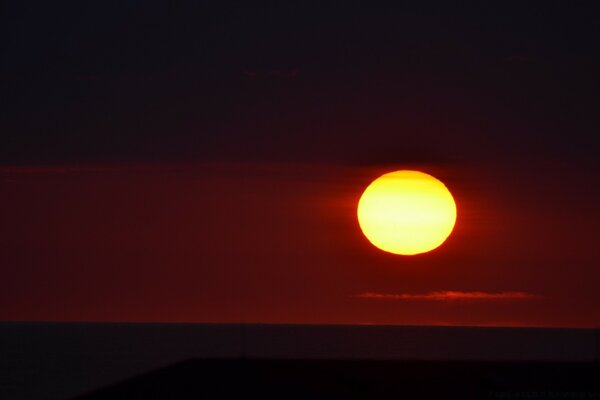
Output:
(1, 2), (599, 327)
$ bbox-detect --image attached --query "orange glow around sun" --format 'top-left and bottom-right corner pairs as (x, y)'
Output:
(357, 170), (457, 255)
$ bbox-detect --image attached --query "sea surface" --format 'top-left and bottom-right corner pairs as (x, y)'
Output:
(1, 322), (599, 399)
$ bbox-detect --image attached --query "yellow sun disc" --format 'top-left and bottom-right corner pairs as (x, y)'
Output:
(357, 170), (457, 255)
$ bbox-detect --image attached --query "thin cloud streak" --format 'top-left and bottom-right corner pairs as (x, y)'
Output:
(357, 291), (541, 301)
(0, 164), (180, 174)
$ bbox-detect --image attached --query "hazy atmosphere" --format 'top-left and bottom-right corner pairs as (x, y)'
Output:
(2, 2), (600, 327)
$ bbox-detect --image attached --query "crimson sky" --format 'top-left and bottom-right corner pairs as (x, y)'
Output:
(1, 3), (600, 327)
(1, 160), (599, 327)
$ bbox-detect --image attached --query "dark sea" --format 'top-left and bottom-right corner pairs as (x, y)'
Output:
(1, 323), (599, 399)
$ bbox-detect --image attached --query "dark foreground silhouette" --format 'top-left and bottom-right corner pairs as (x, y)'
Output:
(77, 359), (600, 399)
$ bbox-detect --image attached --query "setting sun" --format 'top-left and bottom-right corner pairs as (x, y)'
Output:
(357, 170), (457, 255)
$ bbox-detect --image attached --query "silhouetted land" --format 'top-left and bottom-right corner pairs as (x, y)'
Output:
(1, 323), (599, 399)
(77, 358), (600, 399)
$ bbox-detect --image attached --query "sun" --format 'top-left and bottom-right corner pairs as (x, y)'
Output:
(357, 170), (457, 255)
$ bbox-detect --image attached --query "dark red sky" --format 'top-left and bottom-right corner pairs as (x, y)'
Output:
(1, 3), (600, 326)
(1, 160), (599, 327)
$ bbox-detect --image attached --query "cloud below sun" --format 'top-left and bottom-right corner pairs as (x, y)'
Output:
(357, 291), (540, 302)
